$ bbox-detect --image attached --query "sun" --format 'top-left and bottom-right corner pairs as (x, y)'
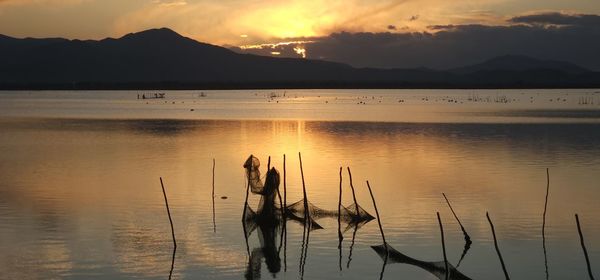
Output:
(235, 2), (335, 39)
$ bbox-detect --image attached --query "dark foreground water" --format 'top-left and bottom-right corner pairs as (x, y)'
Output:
(0, 89), (599, 279)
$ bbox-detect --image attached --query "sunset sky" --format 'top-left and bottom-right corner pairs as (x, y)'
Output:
(1, 0), (599, 69)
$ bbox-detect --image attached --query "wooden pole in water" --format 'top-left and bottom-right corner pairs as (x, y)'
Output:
(283, 154), (287, 210)
(299, 152), (309, 220)
(366, 181), (386, 246)
(443, 193), (471, 242)
(338, 167), (343, 271)
(486, 212), (509, 280)
(576, 214), (595, 280)
(242, 176), (250, 222)
(437, 212), (450, 280)
(347, 167), (360, 218)
(542, 168), (550, 279)
(338, 167), (344, 241)
(160, 177), (177, 249)
(212, 159), (216, 233)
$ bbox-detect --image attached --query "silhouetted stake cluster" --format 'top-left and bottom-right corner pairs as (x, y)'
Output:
(161, 158), (598, 280)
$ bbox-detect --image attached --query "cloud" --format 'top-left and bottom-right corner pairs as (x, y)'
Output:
(387, 25), (397, 30)
(509, 12), (600, 27)
(235, 12), (600, 70)
(111, 0), (510, 46)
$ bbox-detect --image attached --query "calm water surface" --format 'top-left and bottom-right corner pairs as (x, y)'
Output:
(0, 89), (599, 279)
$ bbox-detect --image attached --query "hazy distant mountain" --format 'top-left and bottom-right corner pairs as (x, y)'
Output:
(451, 55), (590, 75)
(0, 28), (598, 89)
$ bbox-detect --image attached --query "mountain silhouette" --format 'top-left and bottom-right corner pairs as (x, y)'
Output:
(0, 28), (598, 89)
(451, 55), (590, 75)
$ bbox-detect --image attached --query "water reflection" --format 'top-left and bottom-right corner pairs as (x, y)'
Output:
(1, 118), (600, 279)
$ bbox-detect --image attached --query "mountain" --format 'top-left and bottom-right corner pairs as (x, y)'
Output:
(451, 55), (590, 75)
(0, 28), (599, 89)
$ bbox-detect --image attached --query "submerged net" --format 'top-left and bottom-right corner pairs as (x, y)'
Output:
(371, 244), (473, 280)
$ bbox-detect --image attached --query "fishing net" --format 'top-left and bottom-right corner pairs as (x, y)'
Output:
(371, 244), (473, 280)
(244, 155), (266, 195)
(243, 154), (373, 232)
(286, 200), (374, 224)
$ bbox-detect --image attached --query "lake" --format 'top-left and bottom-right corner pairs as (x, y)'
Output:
(1, 89), (599, 279)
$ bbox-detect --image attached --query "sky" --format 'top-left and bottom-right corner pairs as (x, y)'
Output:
(1, 0), (599, 69)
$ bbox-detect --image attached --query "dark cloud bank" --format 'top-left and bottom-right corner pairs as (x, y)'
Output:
(237, 12), (600, 71)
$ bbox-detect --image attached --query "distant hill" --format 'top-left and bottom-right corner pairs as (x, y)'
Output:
(1, 28), (599, 89)
(451, 55), (590, 75)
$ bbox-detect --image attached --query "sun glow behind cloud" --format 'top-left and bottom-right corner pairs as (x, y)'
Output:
(1, 0), (599, 46)
(111, 0), (515, 46)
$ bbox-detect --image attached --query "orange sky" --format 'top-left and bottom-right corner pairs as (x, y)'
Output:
(0, 0), (599, 46)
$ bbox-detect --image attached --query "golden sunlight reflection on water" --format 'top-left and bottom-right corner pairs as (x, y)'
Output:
(0, 117), (599, 279)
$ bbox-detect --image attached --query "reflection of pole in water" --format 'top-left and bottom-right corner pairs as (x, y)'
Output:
(346, 223), (358, 268)
(169, 246), (176, 280)
(437, 212), (449, 280)
(486, 212), (510, 280)
(575, 214), (595, 280)
(299, 217), (312, 279)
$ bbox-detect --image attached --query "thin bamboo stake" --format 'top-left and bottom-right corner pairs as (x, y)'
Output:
(242, 179), (250, 222)
(299, 152), (309, 220)
(576, 214), (595, 280)
(438, 212), (450, 280)
(212, 158), (216, 233)
(366, 181), (386, 246)
(443, 193), (471, 243)
(486, 212), (509, 280)
(160, 177), (177, 249)
(283, 154), (287, 210)
(347, 167), (360, 218)
(443, 193), (471, 268)
(542, 168), (550, 279)
(283, 154), (288, 272)
(338, 166), (343, 271)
